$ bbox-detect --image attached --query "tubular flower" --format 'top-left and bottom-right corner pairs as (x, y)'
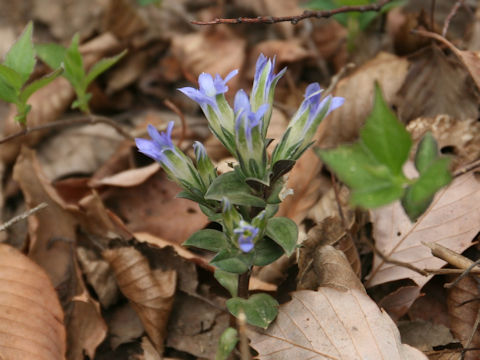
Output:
(234, 220), (260, 253)
(251, 54), (286, 137)
(135, 122), (205, 192)
(178, 70), (238, 154)
(234, 89), (269, 180)
(272, 83), (344, 164)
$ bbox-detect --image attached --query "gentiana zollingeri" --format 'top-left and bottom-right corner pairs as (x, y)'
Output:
(135, 54), (344, 330)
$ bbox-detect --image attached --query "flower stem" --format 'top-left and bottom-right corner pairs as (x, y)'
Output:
(238, 269), (251, 299)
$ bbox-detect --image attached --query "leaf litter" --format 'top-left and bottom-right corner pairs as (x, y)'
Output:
(1, 0), (480, 359)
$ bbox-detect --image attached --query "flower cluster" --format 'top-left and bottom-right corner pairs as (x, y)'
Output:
(135, 53), (344, 254)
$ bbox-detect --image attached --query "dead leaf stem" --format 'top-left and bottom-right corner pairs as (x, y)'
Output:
(191, 0), (394, 26)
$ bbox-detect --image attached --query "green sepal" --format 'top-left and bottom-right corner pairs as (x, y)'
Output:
(265, 217), (298, 256)
(401, 157), (451, 221)
(205, 171), (265, 207)
(214, 269), (238, 297)
(215, 327), (238, 360)
(227, 293), (279, 329)
(183, 229), (228, 252)
(253, 236), (284, 266)
(211, 248), (253, 274)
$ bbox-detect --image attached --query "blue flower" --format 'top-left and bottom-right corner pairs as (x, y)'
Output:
(251, 54), (286, 136)
(234, 90), (269, 179)
(135, 121), (205, 191)
(178, 70), (238, 154)
(234, 220), (259, 253)
(272, 83), (344, 164)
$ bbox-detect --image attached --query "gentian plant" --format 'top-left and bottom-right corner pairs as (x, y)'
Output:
(135, 53), (344, 353)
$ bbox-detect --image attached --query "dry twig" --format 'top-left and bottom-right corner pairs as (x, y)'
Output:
(442, 0), (465, 37)
(0, 114), (133, 145)
(0, 202), (48, 233)
(191, 0), (394, 26)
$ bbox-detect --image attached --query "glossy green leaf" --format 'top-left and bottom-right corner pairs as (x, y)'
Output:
(211, 248), (253, 274)
(36, 43), (66, 70)
(215, 327), (238, 360)
(360, 83), (412, 175)
(253, 236), (284, 266)
(205, 171), (265, 207)
(183, 229), (228, 252)
(4, 22), (35, 84)
(227, 293), (279, 329)
(85, 50), (127, 86)
(265, 217), (298, 256)
(214, 269), (238, 297)
(0, 64), (23, 90)
(401, 157), (451, 221)
(19, 67), (63, 104)
(415, 132), (438, 174)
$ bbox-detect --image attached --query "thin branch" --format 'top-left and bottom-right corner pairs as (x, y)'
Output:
(445, 258), (480, 289)
(0, 114), (133, 145)
(430, 0), (436, 31)
(454, 158), (480, 177)
(191, 0), (394, 25)
(442, 0), (464, 37)
(0, 202), (48, 233)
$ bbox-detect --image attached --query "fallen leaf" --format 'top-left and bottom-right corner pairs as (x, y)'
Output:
(395, 45), (479, 123)
(398, 320), (455, 352)
(103, 246), (177, 354)
(250, 288), (428, 359)
(101, 170), (209, 245)
(366, 171), (480, 289)
(407, 115), (480, 171)
(379, 285), (422, 322)
(90, 163), (160, 188)
(318, 52), (409, 148)
(108, 303), (145, 349)
(447, 276), (480, 360)
(0, 243), (66, 360)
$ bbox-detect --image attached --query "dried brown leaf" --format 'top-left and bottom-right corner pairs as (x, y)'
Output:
(250, 288), (428, 360)
(366, 171), (480, 289)
(109, 303), (145, 349)
(398, 320), (455, 352)
(0, 244), (66, 360)
(395, 45), (479, 123)
(171, 26), (246, 94)
(379, 286), (422, 322)
(90, 163), (160, 188)
(103, 246), (176, 354)
(319, 52), (409, 148)
(447, 276), (480, 360)
(407, 115), (480, 171)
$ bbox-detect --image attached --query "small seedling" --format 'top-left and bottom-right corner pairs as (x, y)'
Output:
(0, 22), (63, 124)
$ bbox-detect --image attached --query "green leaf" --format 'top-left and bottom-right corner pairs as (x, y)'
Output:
(205, 171), (265, 207)
(265, 217), (298, 256)
(211, 248), (253, 274)
(360, 83), (412, 175)
(401, 157), (451, 221)
(214, 269), (238, 297)
(253, 236), (284, 266)
(415, 132), (438, 174)
(85, 50), (127, 86)
(183, 229), (228, 252)
(64, 34), (85, 91)
(215, 327), (238, 360)
(4, 22), (35, 84)
(36, 43), (66, 70)
(0, 64), (23, 90)
(0, 78), (18, 103)
(227, 294), (279, 329)
(19, 67), (63, 104)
